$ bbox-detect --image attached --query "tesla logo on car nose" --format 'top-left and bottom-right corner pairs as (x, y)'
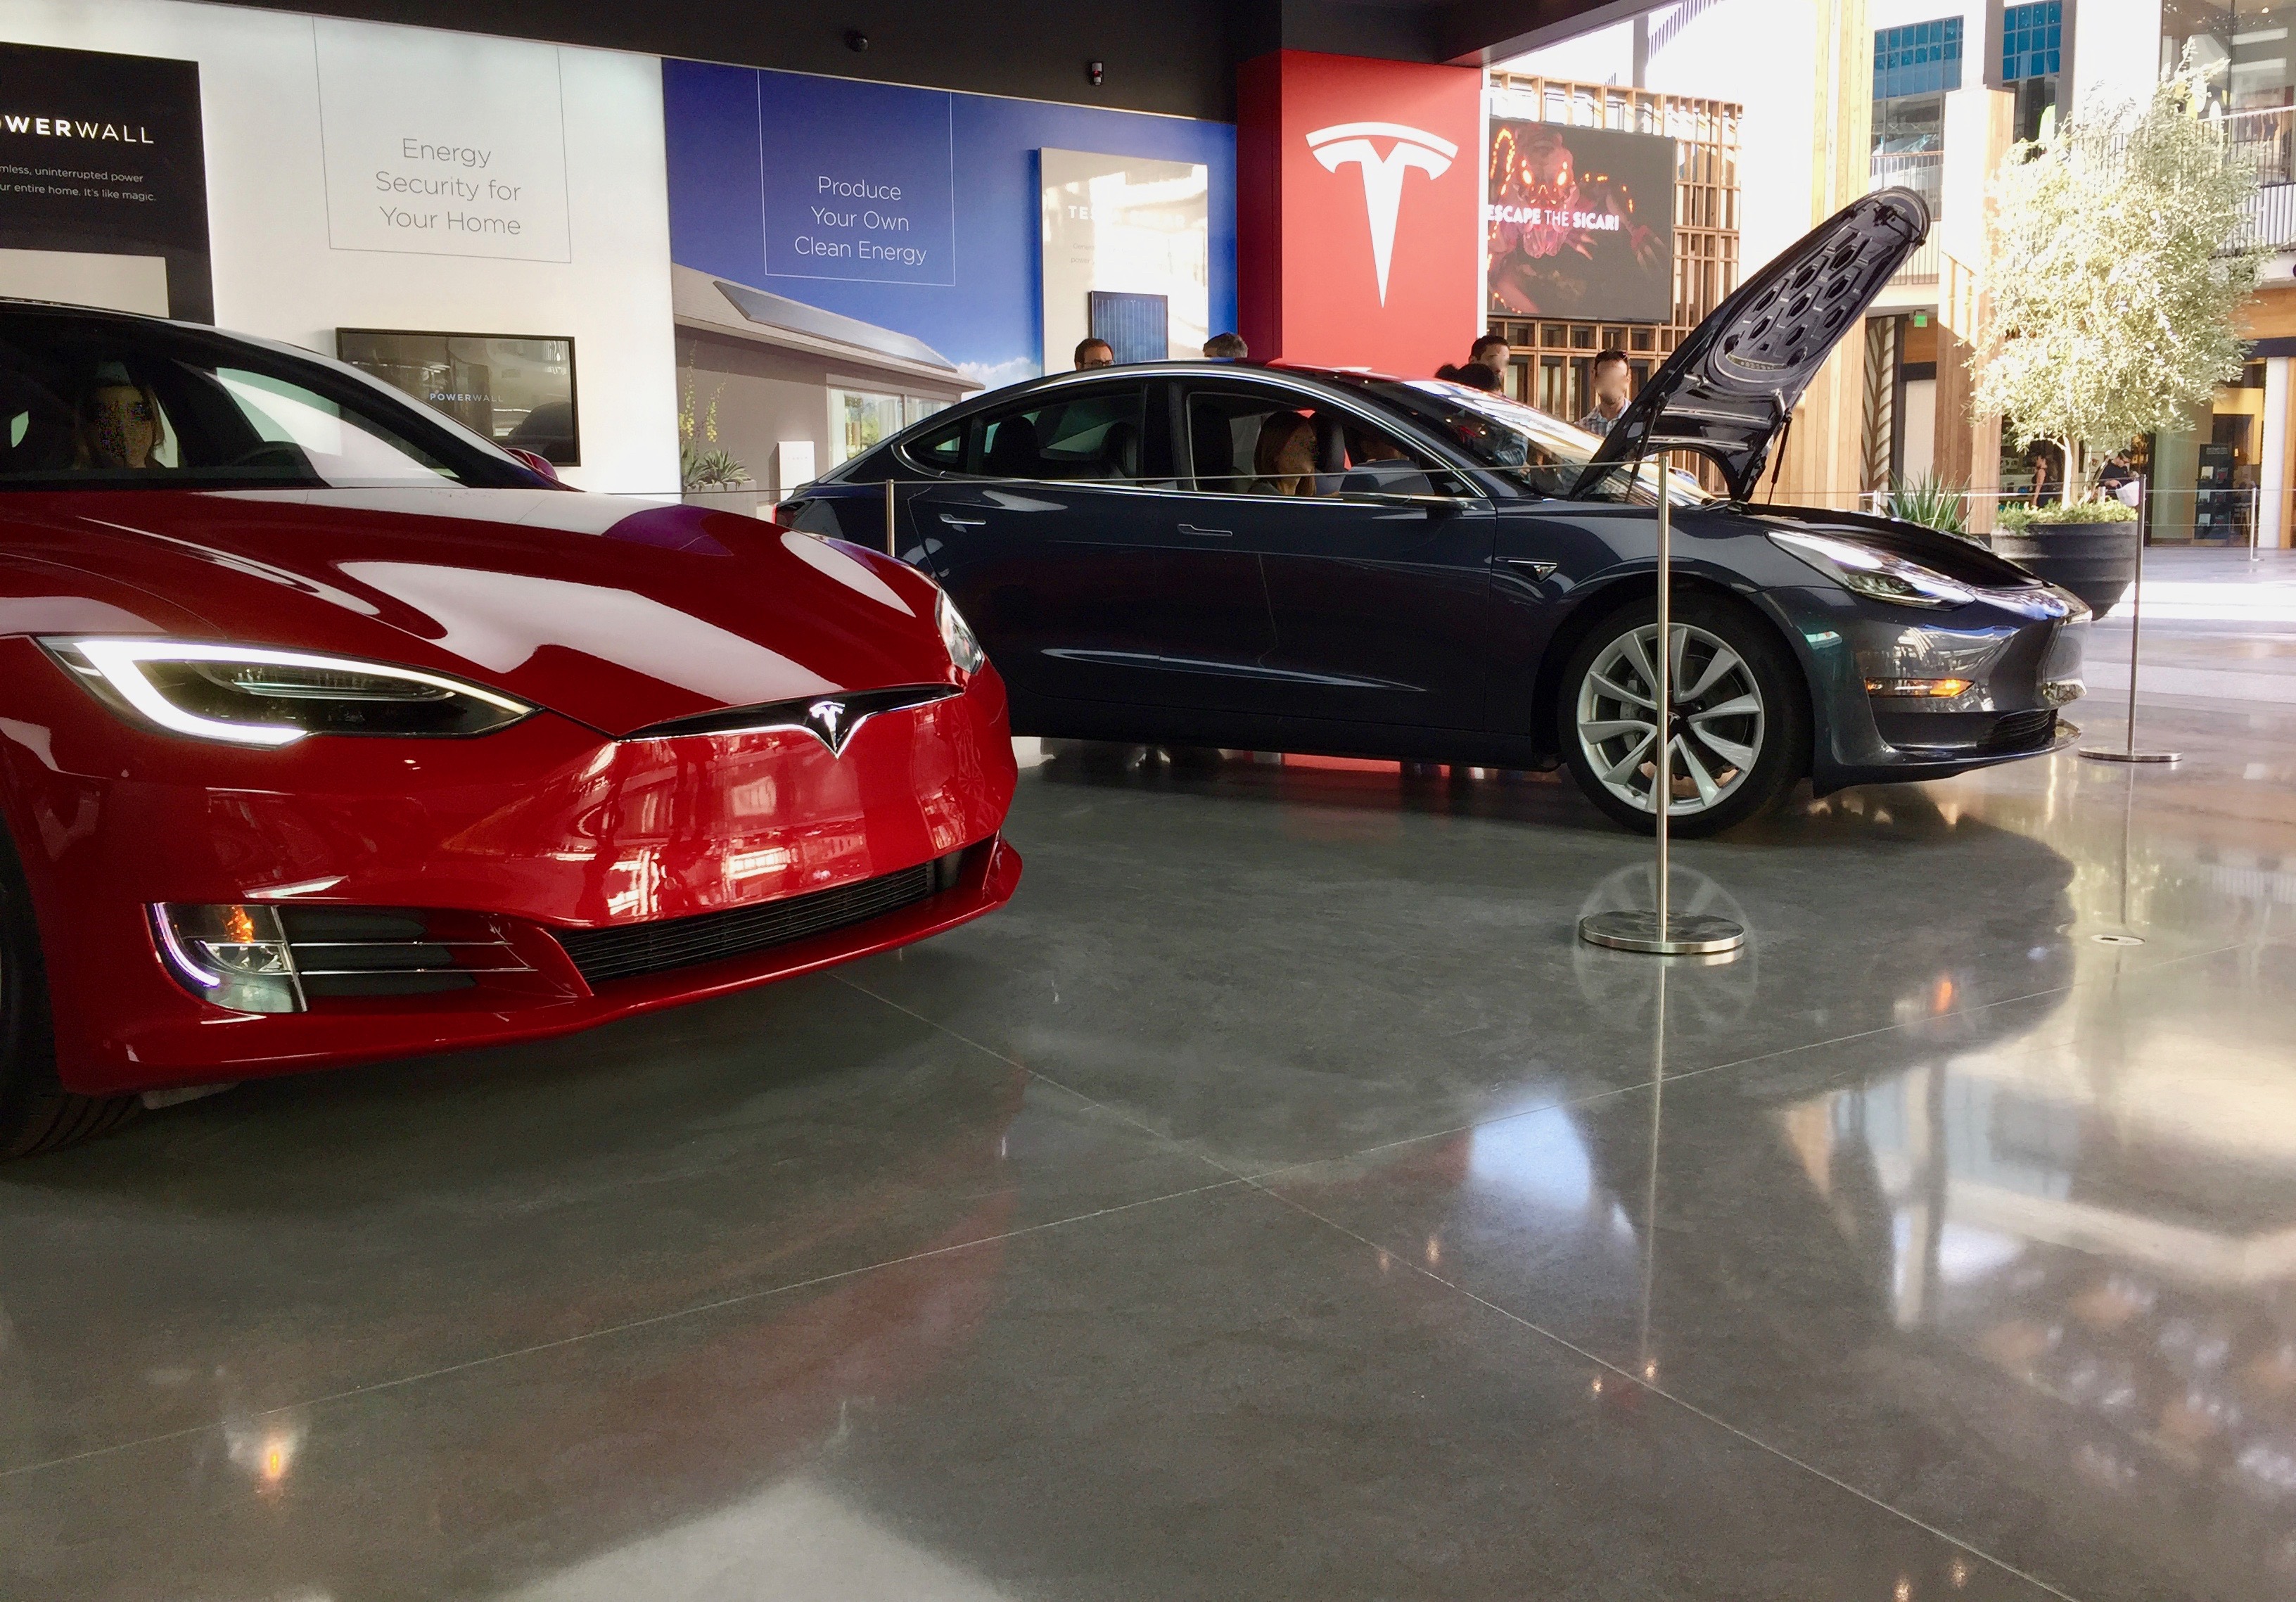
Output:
(804, 699), (853, 754)
(1305, 122), (1458, 305)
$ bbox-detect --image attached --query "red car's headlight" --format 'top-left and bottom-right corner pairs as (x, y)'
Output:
(40, 638), (535, 747)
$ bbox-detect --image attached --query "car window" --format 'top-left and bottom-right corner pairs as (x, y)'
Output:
(0, 310), (542, 491)
(1185, 386), (1460, 499)
(974, 386), (1147, 483)
(901, 414), (967, 473)
(1343, 376), (1712, 507)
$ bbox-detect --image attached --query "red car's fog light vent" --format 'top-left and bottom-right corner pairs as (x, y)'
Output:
(274, 906), (534, 1000)
(555, 854), (962, 987)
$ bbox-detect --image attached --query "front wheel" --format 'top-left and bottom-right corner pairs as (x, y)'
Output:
(1560, 595), (1809, 838)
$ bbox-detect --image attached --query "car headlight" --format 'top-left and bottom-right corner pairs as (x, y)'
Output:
(41, 638), (534, 747)
(936, 591), (986, 675)
(1768, 530), (1975, 610)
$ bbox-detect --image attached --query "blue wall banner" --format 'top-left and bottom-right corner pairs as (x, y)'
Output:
(758, 73), (955, 286)
(665, 61), (1236, 392)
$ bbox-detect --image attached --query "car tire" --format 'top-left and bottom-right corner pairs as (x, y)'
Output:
(1560, 593), (1808, 839)
(0, 825), (139, 1158)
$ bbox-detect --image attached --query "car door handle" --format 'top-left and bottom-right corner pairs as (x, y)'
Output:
(1502, 558), (1557, 579)
(938, 513), (988, 528)
(1178, 523), (1232, 538)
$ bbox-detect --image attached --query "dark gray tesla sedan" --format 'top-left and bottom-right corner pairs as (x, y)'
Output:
(782, 190), (2087, 836)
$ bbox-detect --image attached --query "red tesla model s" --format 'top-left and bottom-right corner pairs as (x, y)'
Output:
(0, 302), (1020, 1155)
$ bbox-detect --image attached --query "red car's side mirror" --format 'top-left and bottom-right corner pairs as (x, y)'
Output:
(506, 447), (565, 485)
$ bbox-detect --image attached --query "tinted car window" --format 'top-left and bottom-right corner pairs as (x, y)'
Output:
(1185, 386), (1458, 498)
(901, 414), (967, 472)
(0, 310), (542, 490)
(973, 386), (1146, 482)
(1346, 376), (1711, 507)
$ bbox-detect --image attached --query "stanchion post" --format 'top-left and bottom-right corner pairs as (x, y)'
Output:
(2081, 478), (2179, 764)
(1579, 448), (1745, 957)
(884, 478), (898, 557)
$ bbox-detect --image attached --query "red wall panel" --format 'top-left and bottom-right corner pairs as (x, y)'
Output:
(1236, 50), (1482, 378)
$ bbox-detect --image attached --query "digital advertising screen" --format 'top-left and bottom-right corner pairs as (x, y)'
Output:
(1486, 120), (1674, 323)
(336, 329), (580, 465)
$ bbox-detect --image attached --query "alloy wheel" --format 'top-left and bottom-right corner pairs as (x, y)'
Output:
(1574, 621), (1766, 818)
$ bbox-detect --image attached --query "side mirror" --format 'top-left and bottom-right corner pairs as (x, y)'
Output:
(506, 447), (564, 485)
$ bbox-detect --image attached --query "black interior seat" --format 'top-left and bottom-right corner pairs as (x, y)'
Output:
(983, 414), (1042, 479)
(1189, 409), (1235, 491)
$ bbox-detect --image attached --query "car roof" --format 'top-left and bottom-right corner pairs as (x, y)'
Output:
(968, 359), (1406, 396)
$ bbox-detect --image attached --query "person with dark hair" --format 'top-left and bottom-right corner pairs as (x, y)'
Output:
(1204, 332), (1248, 360)
(1470, 333), (1510, 371)
(2026, 441), (2065, 506)
(1074, 338), (1115, 370)
(1451, 362), (1503, 393)
(75, 361), (165, 471)
(1578, 350), (1632, 436)
(1248, 412), (1320, 495)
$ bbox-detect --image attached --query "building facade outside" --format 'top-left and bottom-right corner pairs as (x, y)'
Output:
(1505, 0), (2296, 546)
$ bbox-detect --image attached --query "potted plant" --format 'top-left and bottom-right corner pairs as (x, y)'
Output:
(677, 374), (755, 513)
(1880, 473), (1977, 542)
(1989, 497), (2141, 614)
(1974, 54), (2263, 616)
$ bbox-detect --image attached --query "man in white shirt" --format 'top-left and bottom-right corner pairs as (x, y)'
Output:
(1577, 349), (1632, 436)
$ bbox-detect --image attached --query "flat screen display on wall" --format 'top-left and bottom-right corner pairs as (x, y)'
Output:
(336, 329), (579, 466)
(0, 41), (212, 321)
(1485, 120), (1674, 323)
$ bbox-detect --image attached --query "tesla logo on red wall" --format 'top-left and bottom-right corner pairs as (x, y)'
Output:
(1305, 122), (1459, 305)
(1239, 51), (1480, 376)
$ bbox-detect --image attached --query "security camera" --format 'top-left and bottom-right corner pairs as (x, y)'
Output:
(846, 30), (869, 51)
(1087, 60), (1104, 87)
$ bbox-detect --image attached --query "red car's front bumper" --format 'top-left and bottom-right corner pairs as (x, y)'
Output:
(0, 641), (1019, 1095)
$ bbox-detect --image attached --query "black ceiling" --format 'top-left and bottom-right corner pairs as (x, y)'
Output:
(224, 0), (1643, 121)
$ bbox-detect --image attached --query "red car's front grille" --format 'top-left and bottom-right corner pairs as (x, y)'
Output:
(553, 851), (964, 987)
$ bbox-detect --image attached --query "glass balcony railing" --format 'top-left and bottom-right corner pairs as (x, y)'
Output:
(2220, 106), (2296, 253)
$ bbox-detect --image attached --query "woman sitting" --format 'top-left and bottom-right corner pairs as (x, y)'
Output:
(1249, 412), (1322, 495)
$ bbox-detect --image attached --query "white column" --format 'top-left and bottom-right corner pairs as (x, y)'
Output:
(2263, 357), (2291, 550)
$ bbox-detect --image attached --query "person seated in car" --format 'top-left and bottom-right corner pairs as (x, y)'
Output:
(1249, 412), (1322, 495)
(75, 362), (164, 470)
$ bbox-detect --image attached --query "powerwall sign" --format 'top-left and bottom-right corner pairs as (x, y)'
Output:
(0, 40), (212, 321)
(757, 75), (955, 286)
(314, 20), (572, 263)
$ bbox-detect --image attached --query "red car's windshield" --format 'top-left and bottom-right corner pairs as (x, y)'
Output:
(0, 309), (545, 492)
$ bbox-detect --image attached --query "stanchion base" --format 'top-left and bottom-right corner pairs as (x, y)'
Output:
(1577, 911), (1745, 955)
(2079, 749), (2180, 764)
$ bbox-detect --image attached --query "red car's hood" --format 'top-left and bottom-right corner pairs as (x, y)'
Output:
(0, 488), (957, 736)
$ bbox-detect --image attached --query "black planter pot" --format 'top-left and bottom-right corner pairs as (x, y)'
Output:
(1989, 520), (2139, 617)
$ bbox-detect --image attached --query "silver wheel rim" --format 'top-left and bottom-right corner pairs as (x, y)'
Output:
(1576, 621), (1766, 817)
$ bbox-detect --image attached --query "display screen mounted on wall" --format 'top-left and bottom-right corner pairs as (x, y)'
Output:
(314, 19), (572, 263)
(336, 329), (579, 465)
(1485, 120), (1673, 323)
(0, 40), (212, 321)
(1043, 148), (1208, 367)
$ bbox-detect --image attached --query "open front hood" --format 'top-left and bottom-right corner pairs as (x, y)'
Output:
(1576, 188), (1930, 502)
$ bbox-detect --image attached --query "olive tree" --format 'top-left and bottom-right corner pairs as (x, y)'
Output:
(1976, 58), (2264, 505)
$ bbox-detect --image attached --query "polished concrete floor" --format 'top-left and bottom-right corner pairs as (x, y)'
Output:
(6, 561), (2296, 1600)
